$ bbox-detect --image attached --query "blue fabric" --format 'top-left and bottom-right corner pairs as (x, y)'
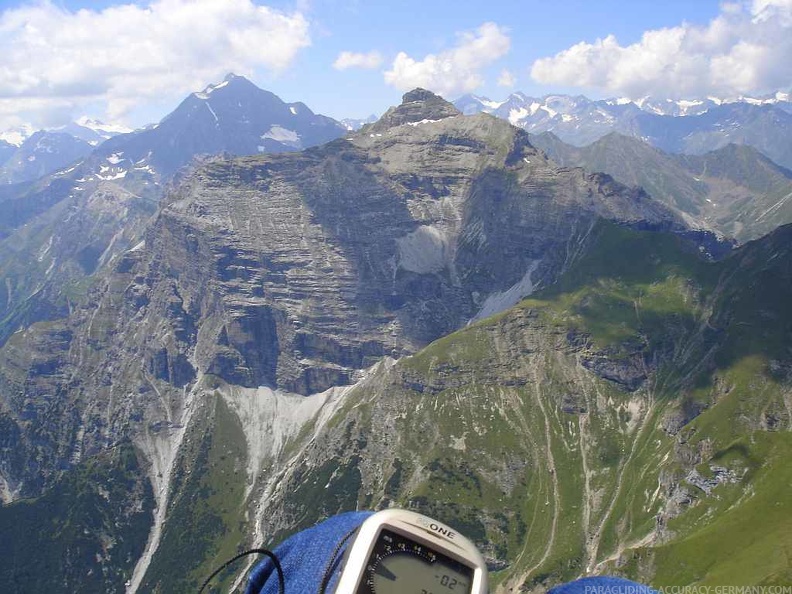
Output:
(244, 511), (373, 594)
(549, 576), (658, 594)
(244, 512), (655, 594)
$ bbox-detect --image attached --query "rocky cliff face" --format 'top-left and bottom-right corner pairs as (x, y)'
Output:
(0, 91), (759, 593)
(0, 89), (690, 484)
(109, 90), (692, 396)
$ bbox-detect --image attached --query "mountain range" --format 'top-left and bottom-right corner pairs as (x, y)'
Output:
(4, 87), (792, 189)
(0, 80), (789, 594)
(0, 131), (94, 185)
(0, 74), (348, 352)
(531, 132), (792, 243)
(456, 92), (792, 170)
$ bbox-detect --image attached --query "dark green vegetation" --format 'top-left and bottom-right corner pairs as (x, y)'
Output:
(0, 443), (154, 593)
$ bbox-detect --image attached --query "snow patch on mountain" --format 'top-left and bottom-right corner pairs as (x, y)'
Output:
(407, 118), (442, 127)
(475, 95), (506, 110)
(472, 260), (541, 322)
(396, 225), (448, 274)
(541, 105), (558, 118)
(508, 107), (530, 125)
(75, 117), (132, 136)
(0, 124), (35, 146)
(261, 125), (301, 146)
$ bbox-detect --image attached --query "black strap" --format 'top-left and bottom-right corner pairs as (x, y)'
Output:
(198, 548), (285, 594)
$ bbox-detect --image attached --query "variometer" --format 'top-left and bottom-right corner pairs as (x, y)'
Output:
(332, 509), (488, 594)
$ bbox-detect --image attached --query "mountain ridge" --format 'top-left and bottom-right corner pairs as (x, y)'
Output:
(531, 131), (792, 242)
(455, 92), (792, 170)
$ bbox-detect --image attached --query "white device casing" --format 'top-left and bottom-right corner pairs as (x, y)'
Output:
(332, 508), (488, 594)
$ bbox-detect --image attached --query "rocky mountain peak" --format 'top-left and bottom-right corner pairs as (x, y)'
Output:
(368, 87), (460, 132)
(193, 72), (259, 100)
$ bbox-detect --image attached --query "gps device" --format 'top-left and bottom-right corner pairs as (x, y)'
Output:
(332, 509), (488, 594)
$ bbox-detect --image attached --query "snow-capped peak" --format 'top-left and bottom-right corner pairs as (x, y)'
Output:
(194, 73), (245, 100)
(732, 91), (792, 107)
(75, 117), (132, 136)
(465, 95), (506, 111)
(0, 124), (35, 147)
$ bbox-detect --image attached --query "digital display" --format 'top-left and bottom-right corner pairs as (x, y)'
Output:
(354, 528), (474, 594)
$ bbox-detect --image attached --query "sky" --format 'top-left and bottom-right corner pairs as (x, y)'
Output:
(0, 0), (790, 131)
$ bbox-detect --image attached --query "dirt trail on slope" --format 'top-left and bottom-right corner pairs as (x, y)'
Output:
(496, 372), (561, 593)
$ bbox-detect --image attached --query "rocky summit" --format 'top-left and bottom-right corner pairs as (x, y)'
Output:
(368, 87), (462, 131)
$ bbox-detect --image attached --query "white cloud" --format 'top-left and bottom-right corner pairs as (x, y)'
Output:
(530, 0), (792, 99)
(0, 0), (310, 129)
(497, 69), (517, 88)
(333, 50), (383, 70)
(384, 22), (510, 99)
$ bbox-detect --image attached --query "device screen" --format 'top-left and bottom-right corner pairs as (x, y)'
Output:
(354, 528), (474, 594)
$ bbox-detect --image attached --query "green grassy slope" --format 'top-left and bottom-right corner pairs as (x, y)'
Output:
(139, 394), (248, 593)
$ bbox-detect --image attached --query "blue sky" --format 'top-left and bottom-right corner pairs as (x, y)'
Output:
(267, 0), (725, 116)
(0, 0), (789, 130)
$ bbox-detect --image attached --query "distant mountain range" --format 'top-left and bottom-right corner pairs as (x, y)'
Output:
(53, 118), (134, 146)
(531, 131), (792, 243)
(341, 114), (378, 131)
(455, 92), (792, 170)
(0, 131), (94, 185)
(0, 119), (131, 149)
(4, 87), (792, 184)
(456, 90), (792, 121)
(0, 73), (347, 184)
